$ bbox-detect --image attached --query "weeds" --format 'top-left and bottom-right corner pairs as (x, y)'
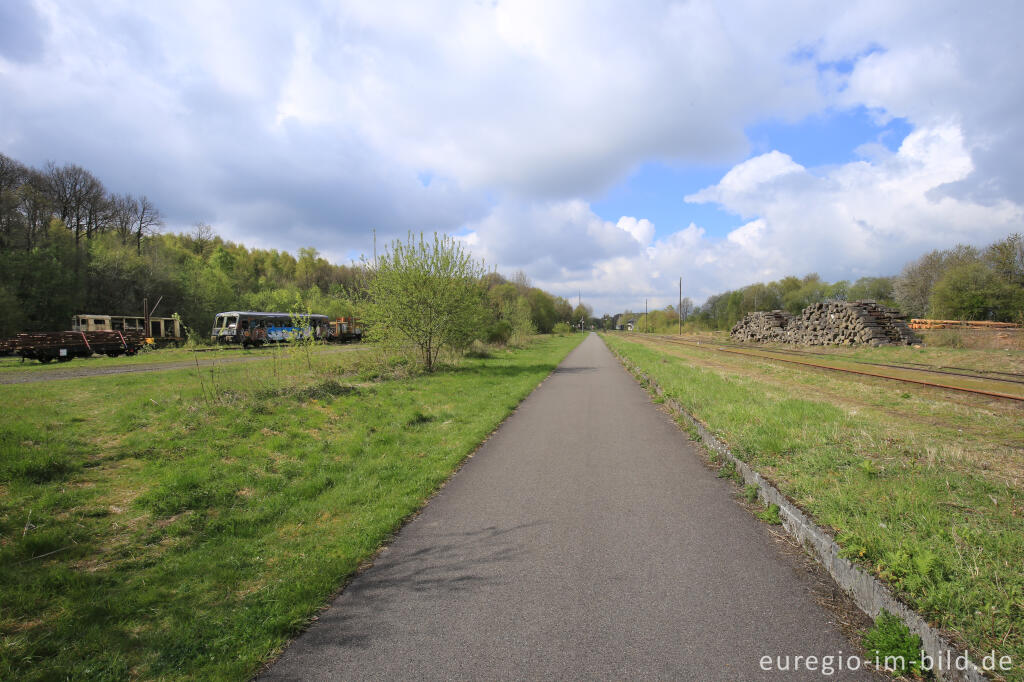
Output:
(744, 483), (759, 503)
(756, 503), (782, 525)
(863, 610), (923, 676)
(716, 458), (743, 484)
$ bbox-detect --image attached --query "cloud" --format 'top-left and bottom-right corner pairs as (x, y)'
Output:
(1, 1), (1023, 314)
(462, 123), (1021, 313)
(0, 0), (48, 63)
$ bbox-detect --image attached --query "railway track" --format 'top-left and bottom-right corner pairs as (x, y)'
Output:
(635, 334), (1024, 403)
(660, 336), (1024, 385)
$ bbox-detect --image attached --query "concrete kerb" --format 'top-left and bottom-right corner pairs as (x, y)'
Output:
(610, 348), (986, 682)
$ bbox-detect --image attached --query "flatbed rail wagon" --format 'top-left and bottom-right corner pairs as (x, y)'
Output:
(1, 330), (145, 363)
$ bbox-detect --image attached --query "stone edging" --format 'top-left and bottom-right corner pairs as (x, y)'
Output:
(611, 347), (986, 682)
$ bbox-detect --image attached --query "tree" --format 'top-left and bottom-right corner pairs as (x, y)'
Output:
(189, 222), (215, 257)
(133, 195), (162, 254)
(848, 276), (895, 306)
(45, 162), (105, 246)
(679, 296), (694, 320)
(366, 232), (489, 370)
(526, 288), (558, 333)
(893, 245), (979, 318)
(984, 233), (1024, 288)
(571, 303), (592, 329)
(929, 262), (1008, 321)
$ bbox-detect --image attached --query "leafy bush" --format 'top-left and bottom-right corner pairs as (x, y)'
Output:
(863, 610), (923, 675)
(552, 322), (573, 335)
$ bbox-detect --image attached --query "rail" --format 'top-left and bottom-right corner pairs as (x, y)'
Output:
(630, 334), (1024, 403)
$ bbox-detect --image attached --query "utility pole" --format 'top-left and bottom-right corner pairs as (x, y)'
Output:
(645, 298), (648, 333)
(679, 277), (682, 336)
(372, 228), (377, 268)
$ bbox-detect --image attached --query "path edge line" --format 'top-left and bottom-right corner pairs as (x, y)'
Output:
(608, 344), (986, 682)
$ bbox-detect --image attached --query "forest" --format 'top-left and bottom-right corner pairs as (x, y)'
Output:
(0, 153), (587, 340)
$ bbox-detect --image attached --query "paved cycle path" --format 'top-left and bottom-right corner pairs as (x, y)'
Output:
(263, 334), (874, 680)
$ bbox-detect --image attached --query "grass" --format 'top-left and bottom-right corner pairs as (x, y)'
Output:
(603, 333), (1024, 679)
(863, 610), (924, 675)
(0, 343), (369, 374)
(0, 334), (583, 680)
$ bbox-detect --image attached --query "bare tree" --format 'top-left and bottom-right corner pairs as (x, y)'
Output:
(679, 296), (694, 320)
(83, 184), (112, 241)
(18, 171), (54, 250)
(133, 195), (162, 254)
(44, 162), (105, 246)
(190, 221), (215, 256)
(109, 193), (138, 245)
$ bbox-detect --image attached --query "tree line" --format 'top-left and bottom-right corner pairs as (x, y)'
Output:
(618, 233), (1023, 333)
(0, 152), (586, 340)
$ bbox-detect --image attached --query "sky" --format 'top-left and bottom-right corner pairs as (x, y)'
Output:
(2, 0), (1023, 314)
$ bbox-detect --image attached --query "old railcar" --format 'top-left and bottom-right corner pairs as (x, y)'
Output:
(72, 314), (183, 345)
(211, 311), (329, 347)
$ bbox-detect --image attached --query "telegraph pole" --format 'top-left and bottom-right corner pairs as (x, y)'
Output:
(678, 277), (682, 336)
(645, 298), (648, 333)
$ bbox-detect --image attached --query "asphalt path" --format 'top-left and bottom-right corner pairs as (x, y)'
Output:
(263, 334), (876, 681)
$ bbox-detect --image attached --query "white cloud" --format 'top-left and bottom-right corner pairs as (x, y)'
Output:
(1, 1), (1023, 313)
(615, 217), (655, 246)
(464, 123), (1020, 313)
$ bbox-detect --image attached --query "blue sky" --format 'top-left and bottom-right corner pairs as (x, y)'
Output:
(592, 108), (915, 242)
(1, 1), (1022, 313)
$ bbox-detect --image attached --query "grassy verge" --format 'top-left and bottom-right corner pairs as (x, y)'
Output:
(0, 343), (369, 374)
(0, 334), (583, 680)
(602, 333), (1023, 678)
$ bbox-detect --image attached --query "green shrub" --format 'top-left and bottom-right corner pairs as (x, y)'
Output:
(863, 610), (923, 675)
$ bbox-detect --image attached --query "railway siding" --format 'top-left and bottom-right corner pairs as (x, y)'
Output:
(650, 334), (1024, 401)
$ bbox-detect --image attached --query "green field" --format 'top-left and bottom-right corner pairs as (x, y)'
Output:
(0, 335), (583, 680)
(603, 333), (1024, 679)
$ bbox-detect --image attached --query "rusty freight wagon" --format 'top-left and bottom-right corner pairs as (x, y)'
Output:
(4, 330), (145, 363)
(328, 317), (363, 343)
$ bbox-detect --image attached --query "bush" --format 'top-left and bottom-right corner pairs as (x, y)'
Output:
(862, 610), (923, 675)
(552, 322), (573, 336)
(485, 320), (512, 344)
(366, 233), (489, 371)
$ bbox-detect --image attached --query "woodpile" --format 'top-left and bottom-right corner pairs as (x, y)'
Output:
(729, 311), (794, 342)
(731, 301), (920, 346)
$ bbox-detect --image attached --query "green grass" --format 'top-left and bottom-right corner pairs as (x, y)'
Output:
(0, 335), (583, 680)
(0, 343), (369, 374)
(863, 610), (924, 675)
(603, 333), (1024, 679)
